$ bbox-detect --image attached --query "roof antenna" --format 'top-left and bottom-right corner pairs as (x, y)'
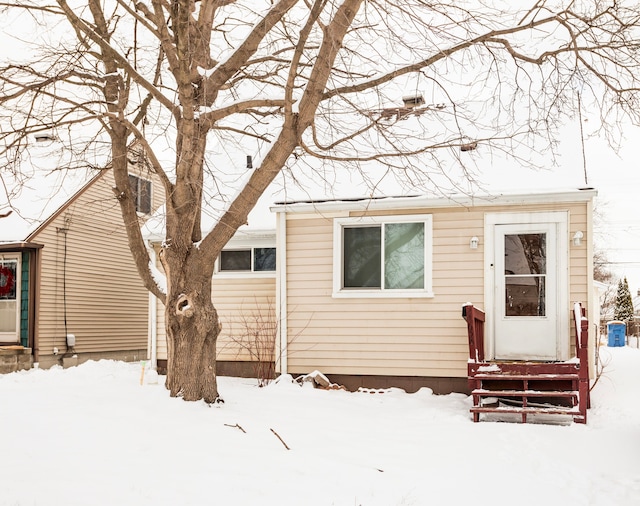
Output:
(577, 91), (589, 185)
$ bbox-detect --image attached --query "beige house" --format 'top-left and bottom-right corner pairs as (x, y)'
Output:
(148, 187), (597, 402)
(150, 228), (277, 377)
(0, 149), (163, 372)
(272, 188), (597, 395)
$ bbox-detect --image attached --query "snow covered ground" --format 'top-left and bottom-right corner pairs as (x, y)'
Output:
(1, 346), (639, 506)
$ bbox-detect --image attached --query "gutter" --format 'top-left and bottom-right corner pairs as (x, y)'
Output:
(0, 242), (44, 252)
(271, 188), (598, 215)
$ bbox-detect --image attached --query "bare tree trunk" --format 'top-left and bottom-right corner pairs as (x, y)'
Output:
(5, 0), (640, 404)
(162, 246), (220, 403)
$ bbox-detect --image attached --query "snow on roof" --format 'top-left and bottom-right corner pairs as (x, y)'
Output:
(0, 2), (629, 247)
(141, 189), (279, 243)
(271, 187), (597, 214)
(0, 139), (104, 242)
(141, 109), (602, 239)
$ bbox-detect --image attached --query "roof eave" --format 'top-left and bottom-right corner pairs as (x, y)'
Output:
(270, 188), (598, 214)
(0, 241), (44, 252)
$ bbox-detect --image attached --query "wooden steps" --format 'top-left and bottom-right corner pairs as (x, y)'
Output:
(462, 302), (591, 425)
(471, 406), (584, 423)
(469, 367), (584, 423)
(471, 389), (579, 398)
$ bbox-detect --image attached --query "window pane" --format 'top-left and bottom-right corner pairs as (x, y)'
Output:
(0, 301), (17, 332)
(254, 248), (276, 271)
(220, 250), (251, 271)
(0, 260), (17, 300)
(505, 276), (546, 316)
(504, 233), (546, 275)
(128, 174), (137, 195)
(128, 175), (152, 214)
(138, 178), (152, 214)
(384, 222), (424, 289)
(343, 226), (381, 288)
(0, 260), (18, 333)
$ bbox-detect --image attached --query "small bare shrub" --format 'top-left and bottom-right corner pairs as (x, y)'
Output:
(221, 297), (311, 387)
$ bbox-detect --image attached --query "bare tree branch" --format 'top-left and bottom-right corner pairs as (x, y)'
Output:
(3, 0), (640, 402)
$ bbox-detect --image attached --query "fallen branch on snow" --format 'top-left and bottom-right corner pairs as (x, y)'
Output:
(270, 428), (290, 450)
(224, 423), (246, 433)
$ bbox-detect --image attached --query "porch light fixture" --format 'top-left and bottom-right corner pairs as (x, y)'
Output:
(573, 231), (584, 246)
(470, 236), (479, 249)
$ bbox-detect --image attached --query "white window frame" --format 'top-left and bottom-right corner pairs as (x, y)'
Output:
(0, 254), (21, 342)
(333, 214), (434, 298)
(214, 238), (277, 279)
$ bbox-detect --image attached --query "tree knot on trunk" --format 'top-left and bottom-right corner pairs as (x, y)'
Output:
(176, 293), (194, 317)
(111, 186), (126, 201)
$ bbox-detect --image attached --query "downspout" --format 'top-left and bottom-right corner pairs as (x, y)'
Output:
(56, 215), (73, 358)
(586, 195), (596, 379)
(148, 242), (158, 370)
(276, 211), (288, 375)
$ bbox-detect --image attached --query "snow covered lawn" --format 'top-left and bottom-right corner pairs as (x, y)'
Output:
(1, 346), (639, 505)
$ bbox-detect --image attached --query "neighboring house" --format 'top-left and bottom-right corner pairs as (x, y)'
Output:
(0, 142), (164, 372)
(149, 187), (598, 403)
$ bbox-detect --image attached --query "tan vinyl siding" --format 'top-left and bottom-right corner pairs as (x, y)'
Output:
(155, 276), (276, 362)
(284, 201), (592, 379)
(569, 205), (589, 305)
(30, 170), (164, 362)
(214, 277), (276, 362)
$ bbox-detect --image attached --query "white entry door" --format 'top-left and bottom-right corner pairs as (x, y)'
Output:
(493, 222), (561, 360)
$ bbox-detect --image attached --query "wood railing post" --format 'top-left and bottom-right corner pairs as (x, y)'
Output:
(462, 303), (485, 363)
(573, 302), (590, 423)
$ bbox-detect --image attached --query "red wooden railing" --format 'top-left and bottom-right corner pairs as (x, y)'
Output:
(573, 302), (591, 416)
(463, 301), (590, 424)
(462, 303), (485, 363)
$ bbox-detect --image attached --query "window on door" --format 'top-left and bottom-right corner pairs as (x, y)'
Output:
(504, 233), (546, 317)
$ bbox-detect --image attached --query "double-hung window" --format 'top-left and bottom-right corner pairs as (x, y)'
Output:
(333, 215), (433, 298)
(128, 174), (152, 214)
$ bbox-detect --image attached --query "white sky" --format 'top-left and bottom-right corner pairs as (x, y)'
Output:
(579, 124), (640, 294)
(2, 2), (638, 296)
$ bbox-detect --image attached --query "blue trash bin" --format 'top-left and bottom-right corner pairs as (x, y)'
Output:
(607, 321), (626, 347)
